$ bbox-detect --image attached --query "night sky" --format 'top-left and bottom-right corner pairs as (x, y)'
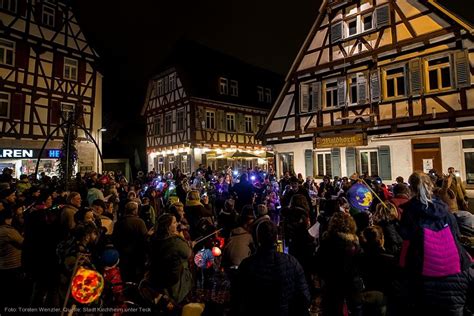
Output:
(71, 0), (473, 171)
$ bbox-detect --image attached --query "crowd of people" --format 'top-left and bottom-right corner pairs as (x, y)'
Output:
(0, 164), (473, 315)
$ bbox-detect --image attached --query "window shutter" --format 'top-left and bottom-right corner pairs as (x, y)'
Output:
(18, 0), (27, 16)
(370, 70), (381, 103)
(346, 147), (356, 176)
(311, 82), (321, 111)
(454, 51), (471, 88)
(305, 149), (314, 178)
(331, 148), (341, 178)
(378, 146), (391, 181)
(11, 93), (25, 120)
(331, 22), (343, 43)
(300, 83), (309, 113)
(216, 110), (225, 131)
(53, 52), (64, 78)
(15, 41), (29, 70)
(78, 60), (86, 83)
(357, 72), (368, 105)
(409, 58), (422, 96)
(376, 5), (390, 28)
(50, 100), (61, 124)
(253, 115), (259, 134)
(337, 77), (346, 107)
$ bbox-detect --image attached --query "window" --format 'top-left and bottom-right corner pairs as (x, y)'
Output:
(180, 154), (189, 174)
(384, 66), (406, 99)
(325, 81), (338, 108)
(0, 0), (17, 13)
(316, 152), (332, 177)
(169, 74), (176, 91)
(0, 39), (14, 66)
(176, 110), (185, 131)
(463, 140), (474, 185)
(349, 76), (358, 105)
(226, 113), (235, 132)
(279, 153), (294, 175)
(265, 88), (272, 103)
(257, 86), (264, 102)
(164, 113), (172, 133)
(205, 111), (215, 129)
(360, 150), (378, 176)
(219, 77), (228, 95)
(63, 57), (78, 81)
(157, 80), (163, 96)
(0, 92), (10, 117)
(230, 80), (238, 96)
(153, 116), (161, 136)
(362, 14), (373, 32)
(42, 4), (55, 27)
(426, 56), (452, 92)
(61, 102), (75, 121)
(347, 19), (358, 37)
(164, 76), (169, 94)
(245, 115), (253, 133)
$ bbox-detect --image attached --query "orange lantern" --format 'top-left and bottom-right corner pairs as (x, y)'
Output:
(211, 246), (222, 257)
(71, 267), (104, 304)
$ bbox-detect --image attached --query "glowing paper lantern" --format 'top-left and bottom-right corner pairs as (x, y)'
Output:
(71, 267), (104, 304)
(347, 183), (373, 212)
(211, 247), (221, 257)
(194, 249), (214, 269)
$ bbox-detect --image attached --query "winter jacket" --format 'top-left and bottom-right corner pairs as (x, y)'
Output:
(0, 224), (23, 269)
(390, 194), (410, 219)
(184, 202), (213, 239)
(399, 197), (472, 313)
(222, 227), (254, 267)
(149, 234), (193, 303)
(358, 246), (399, 294)
(234, 248), (310, 316)
(377, 220), (403, 256)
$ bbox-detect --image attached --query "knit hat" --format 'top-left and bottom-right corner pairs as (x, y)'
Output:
(101, 248), (120, 267)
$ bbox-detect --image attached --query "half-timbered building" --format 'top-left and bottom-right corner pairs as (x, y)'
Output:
(0, 0), (102, 176)
(142, 42), (282, 174)
(259, 0), (474, 188)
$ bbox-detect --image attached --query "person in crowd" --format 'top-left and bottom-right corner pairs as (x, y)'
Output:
(390, 183), (410, 219)
(184, 190), (213, 239)
(57, 222), (99, 302)
(215, 174), (230, 214)
(86, 182), (105, 207)
(16, 174), (32, 195)
(279, 171), (291, 195)
(140, 196), (156, 230)
(169, 202), (191, 241)
(61, 192), (82, 239)
(148, 214), (194, 304)
(434, 174), (459, 212)
(231, 173), (254, 213)
(23, 191), (61, 307)
(113, 201), (148, 283)
(91, 199), (113, 235)
(297, 173), (305, 185)
(253, 204), (271, 228)
(217, 199), (239, 240)
(399, 171), (473, 315)
(317, 211), (364, 316)
(233, 220), (310, 316)
(222, 207), (255, 269)
(0, 205), (25, 308)
(447, 167), (468, 211)
(318, 176), (334, 199)
(370, 178), (388, 213)
(372, 202), (403, 256)
(281, 176), (313, 217)
(1, 188), (17, 210)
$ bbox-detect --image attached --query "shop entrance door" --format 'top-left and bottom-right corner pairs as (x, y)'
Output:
(412, 138), (442, 174)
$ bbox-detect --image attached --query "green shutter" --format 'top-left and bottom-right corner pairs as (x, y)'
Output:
(331, 148), (341, 178)
(409, 58), (422, 96)
(346, 147), (356, 176)
(378, 146), (391, 180)
(455, 51), (471, 88)
(305, 149), (314, 178)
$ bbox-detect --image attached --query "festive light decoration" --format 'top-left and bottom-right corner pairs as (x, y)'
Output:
(194, 249), (214, 269)
(211, 247), (222, 257)
(71, 267), (104, 304)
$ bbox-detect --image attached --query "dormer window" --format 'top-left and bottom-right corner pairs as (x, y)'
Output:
(219, 77), (228, 95)
(42, 4), (55, 28)
(230, 80), (238, 96)
(257, 86), (264, 102)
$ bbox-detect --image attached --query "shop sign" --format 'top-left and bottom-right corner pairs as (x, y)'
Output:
(0, 148), (61, 159)
(314, 133), (366, 149)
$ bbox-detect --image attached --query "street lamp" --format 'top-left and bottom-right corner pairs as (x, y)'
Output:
(97, 128), (106, 173)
